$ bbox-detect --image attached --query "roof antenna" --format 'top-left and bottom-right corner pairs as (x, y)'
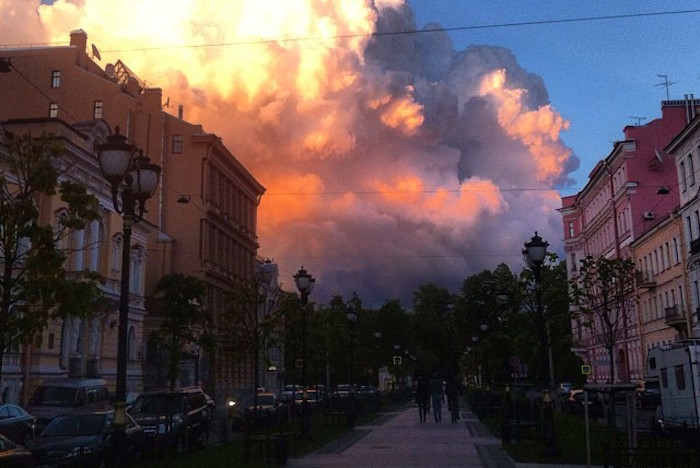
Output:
(655, 74), (677, 101)
(629, 116), (646, 126)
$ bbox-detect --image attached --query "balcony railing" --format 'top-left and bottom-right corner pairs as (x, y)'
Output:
(636, 270), (656, 288)
(665, 305), (683, 322)
(691, 238), (700, 256)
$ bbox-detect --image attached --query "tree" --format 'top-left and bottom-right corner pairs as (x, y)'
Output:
(570, 255), (637, 384)
(220, 263), (289, 412)
(0, 131), (102, 387)
(151, 274), (211, 390)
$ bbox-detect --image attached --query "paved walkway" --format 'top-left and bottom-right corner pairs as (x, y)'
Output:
(287, 403), (514, 468)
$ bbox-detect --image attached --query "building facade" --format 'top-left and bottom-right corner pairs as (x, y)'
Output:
(0, 29), (265, 405)
(630, 211), (692, 368)
(666, 111), (700, 338)
(560, 99), (699, 383)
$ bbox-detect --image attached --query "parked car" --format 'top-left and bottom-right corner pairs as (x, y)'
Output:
(27, 378), (110, 432)
(0, 432), (32, 468)
(231, 393), (281, 430)
(636, 379), (661, 409)
(279, 385), (301, 403)
(28, 409), (143, 467)
(128, 387), (211, 454)
(0, 404), (35, 446)
(334, 384), (353, 399)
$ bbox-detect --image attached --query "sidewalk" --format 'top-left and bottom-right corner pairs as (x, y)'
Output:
(286, 403), (513, 468)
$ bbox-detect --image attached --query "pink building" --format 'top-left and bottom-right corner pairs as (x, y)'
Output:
(559, 99), (699, 383)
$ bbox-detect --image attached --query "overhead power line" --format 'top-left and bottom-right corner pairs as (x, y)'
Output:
(76, 8), (700, 54)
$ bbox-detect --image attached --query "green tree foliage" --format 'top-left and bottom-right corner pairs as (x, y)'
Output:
(0, 131), (101, 386)
(152, 274), (211, 389)
(221, 269), (290, 392)
(570, 255), (636, 383)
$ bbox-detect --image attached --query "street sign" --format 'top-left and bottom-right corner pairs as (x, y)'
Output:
(393, 355), (402, 365)
(581, 364), (591, 375)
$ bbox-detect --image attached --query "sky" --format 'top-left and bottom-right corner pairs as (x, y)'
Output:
(2, 1), (699, 308)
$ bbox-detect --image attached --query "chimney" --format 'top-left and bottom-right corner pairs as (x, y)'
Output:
(69, 29), (88, 68)
(178, 105), (184, 120)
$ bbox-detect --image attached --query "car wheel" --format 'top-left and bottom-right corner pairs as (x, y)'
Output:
(22, 428), (33, 445)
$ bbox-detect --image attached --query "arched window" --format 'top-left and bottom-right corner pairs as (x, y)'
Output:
(87, 221), (105, 272)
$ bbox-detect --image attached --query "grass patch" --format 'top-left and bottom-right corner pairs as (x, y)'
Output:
(136, 398), (409, 468)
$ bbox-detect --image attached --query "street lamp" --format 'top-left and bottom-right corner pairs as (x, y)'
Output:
(345, 304), (358, 428)
(293, 266), (315, 439)
(523, 231), (558, 457)
(97, 127), (161, 436)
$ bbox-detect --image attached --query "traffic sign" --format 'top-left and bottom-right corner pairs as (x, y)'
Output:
(581, 364), (591, 375)
(295, 358), (303, 369)
(393, 355), (402, 365)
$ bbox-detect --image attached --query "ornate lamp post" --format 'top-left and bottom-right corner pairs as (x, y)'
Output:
(97, 127), (161, 436)
(523, 232), (558, 457)
(345, 304), (358, 428)
(294, 266), (315, 439)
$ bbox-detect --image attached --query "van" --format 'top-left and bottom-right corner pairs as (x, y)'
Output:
(27, 378), (110, 431)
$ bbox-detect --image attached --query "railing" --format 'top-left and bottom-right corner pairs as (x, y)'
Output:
(665, 305), (683, 322)
(636, 270), (656, 288)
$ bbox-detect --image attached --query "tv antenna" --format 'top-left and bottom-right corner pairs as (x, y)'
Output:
(629, 116), (646, 126)
(655, 74), (677, 100)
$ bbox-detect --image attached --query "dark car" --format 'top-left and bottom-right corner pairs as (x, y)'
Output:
(231, 393), (280, 430)
(128, 387), (211, 454)
(0, 432), (32, 468)
(0, 404), (36, 445)
(27, 378), (110, 432)
(28, 409), (143, 467)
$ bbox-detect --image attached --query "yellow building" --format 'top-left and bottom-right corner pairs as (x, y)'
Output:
(0, 30), (264, 405)
(630, 212), (692, 373)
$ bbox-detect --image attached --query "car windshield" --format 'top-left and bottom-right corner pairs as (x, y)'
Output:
(130, 394), (185, 414)
(29, 386), (76, 407)
(41, 413), (108, 437)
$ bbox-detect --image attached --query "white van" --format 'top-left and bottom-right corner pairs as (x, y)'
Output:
(27, 378), (110, 431)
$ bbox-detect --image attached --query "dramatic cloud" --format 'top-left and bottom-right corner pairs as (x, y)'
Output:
(2, 0), (579, 307)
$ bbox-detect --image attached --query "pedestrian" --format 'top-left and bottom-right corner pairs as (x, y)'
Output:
(446, 377), (461, 423)
(429, 373), (443, 422)
(415, 376), (429, 422)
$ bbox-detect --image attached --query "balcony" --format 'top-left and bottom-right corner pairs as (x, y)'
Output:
(691, 238), (700, 256)
(665, 305), (688, 336)
(636, 270), (656, 289)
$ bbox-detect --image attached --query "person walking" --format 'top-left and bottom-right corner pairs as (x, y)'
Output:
(415, 375), (430, 423)
(446, 377), (461, 423)
(429, 373), (443, 423)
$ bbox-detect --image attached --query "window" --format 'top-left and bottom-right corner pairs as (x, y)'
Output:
(673, 238), (680, 264)
(49, 102), (58, 118)
(93, 100), (103, 119)
(568, 222), (574, 238)
(172, 134), (183, 154)
(51, 70), (60, 88)
(680, 161), (688, 192)
(48, 333), (55, 350)
(689, 153), (696, 187)
(661, 368), (668, 387)
(675, 365), (686, 390)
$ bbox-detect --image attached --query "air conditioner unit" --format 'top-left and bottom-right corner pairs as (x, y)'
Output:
(643, 211), (655, 219)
